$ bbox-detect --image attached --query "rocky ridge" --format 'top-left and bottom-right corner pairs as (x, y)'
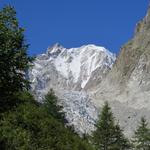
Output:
(93, 5), (150, 137)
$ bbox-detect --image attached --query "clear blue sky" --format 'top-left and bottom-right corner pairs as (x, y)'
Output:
(0, 0), (149, 55)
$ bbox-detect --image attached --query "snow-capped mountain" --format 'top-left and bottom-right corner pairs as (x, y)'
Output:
(29, 43), (115, 100)
(28, 44), (115, 134)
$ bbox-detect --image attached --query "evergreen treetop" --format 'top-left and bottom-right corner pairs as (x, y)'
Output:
(43, 89), (66, 123)
(92, 101), (130, 150)
(0, 6), (33, 112)
(132, 117), (150, 150)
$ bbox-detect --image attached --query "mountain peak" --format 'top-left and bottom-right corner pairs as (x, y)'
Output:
(146, 4), (150, 20)
(134, 5), (150, 34)
(46, 43), (64, 55)
(52, 42), (63, 48)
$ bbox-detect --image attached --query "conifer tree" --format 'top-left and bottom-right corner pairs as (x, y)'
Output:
(0, 6), (32, 112)
(92, 101), (130, 150)
(43, 89), (66, 123)
(132, 117), (150, 150)
(92, 101), (115, 150)
(112, 124), (131, 150)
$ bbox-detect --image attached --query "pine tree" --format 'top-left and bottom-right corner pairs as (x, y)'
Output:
(43, 89), (66, 123)
(92, 101), (115, 150)
(132, 117), (150, 150)
(92, 101), (130, 150)
(112, 124), (131, 150)
(0, 6), (32, 112)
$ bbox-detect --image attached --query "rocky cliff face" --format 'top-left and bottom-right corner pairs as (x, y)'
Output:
(93, 6), (150, 136)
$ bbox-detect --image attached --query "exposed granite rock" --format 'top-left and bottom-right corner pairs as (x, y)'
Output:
(93, 6), (150, 137)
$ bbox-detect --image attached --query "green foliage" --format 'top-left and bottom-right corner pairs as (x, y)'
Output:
(0, 6), (33, 112)
(14, 91), (38, 106)
(0, 91), (93, 150)
(132, 117), (150, 150)
(43, 89), (66, 123)
(111, 124), (131, 150)
(92, 101), (130, 150)
(0, 5), (93, 150)
(92, 101), (115, 150)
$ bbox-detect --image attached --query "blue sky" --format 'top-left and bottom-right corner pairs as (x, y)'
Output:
(0, 0), (149, 55)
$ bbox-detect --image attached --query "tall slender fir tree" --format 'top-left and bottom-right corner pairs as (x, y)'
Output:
(0, 6), (33, 112)
(132, 117), (150, 150)
(92, 101), (130, 150)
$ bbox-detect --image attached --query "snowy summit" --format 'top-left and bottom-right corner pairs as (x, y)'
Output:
(29, 43), (116, 93)
(28, 43), (116, 134)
